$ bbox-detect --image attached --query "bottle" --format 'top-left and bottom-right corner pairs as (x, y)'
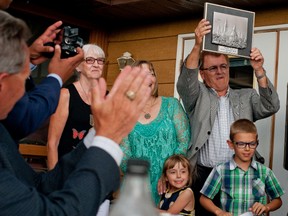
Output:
(109, 158), (159, 216)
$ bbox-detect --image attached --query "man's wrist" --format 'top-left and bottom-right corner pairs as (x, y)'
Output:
(255, 69), (266, 80)
(47, 73), (63, 87)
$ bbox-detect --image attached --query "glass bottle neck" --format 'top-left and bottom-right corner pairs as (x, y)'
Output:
(121, 174), (150, 198)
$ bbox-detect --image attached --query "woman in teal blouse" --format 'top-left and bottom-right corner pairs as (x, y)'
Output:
(120, 60), (190, 205)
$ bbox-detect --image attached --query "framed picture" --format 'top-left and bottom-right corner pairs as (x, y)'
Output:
(203, 2), (255, 58)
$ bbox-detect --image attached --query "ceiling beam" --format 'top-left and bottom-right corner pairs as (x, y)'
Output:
(94, 0), (144, 6)
(9, 2), (97, 29)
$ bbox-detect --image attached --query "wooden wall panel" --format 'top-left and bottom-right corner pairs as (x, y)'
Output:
(107, 60), (176, 84)
(158, 84), (175, 97)
(106, 77), (175, 96)
(107, 37), (177, 64)
(255, 8), (288, 27)
(109, 19), (199, 41)
(106, 64), (120, 85)
(153, 60), (176, 84)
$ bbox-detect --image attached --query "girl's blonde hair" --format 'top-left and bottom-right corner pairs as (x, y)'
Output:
(162, 154), (192, 188)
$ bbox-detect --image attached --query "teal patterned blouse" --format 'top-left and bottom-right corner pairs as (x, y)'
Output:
(120, 96), (190, 205)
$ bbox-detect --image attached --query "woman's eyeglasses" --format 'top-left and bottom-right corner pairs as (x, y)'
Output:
(85, 57), (105, 65)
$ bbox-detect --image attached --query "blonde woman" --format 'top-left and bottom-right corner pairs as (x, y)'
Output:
(120, 60), (191, 205)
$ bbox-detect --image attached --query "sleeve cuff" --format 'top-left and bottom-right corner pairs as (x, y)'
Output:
(83, 128), (123, 166)
(29, 63), (37, 71)
(83, 128), (96, 148)
(47, 73), (63, 87)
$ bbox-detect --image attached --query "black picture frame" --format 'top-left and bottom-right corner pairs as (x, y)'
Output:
(203, 2), (255, 58)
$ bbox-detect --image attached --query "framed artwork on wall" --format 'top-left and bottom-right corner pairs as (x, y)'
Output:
(203, 2), (255, 58)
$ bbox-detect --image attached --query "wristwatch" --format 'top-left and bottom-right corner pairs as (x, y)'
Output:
(255, 69), (266, 80)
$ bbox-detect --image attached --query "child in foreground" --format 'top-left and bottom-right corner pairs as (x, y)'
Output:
(200, 119), (284, 216)
(158, 154), (195, 216)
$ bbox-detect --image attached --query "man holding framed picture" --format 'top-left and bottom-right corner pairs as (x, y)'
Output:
(177, 18), (280, 216)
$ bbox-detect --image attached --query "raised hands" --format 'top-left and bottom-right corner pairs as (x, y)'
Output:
(250, 47), (268, 87)
(194, 19), (211, 47)
(250, 47), (264, 72)
(186, 19), (212, 69)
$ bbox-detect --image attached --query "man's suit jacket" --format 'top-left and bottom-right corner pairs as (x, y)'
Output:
(1, 76), (60, 141)
(0, 123), (120, 215)
(177, 66), (280, 167)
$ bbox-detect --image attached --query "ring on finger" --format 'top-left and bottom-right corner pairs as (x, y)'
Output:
(125, 90), (136, 101)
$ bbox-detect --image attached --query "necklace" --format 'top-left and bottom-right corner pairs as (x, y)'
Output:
(144, 113), (151, 119)
(79, 81), (94, 126)
(142, 97), (157, 119)
(79, 80), (90, 104)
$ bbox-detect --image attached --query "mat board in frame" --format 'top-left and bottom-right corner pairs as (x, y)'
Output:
(203, 2), (255, 58)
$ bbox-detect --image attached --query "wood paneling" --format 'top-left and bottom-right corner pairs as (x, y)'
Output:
(106, 60), (176, 86)
(255, 8), (288, 26)
(158, 84), (175, 97)
(108, 37), (177, 63)
(153, 60), (176, 84)
(109, 19), (199, 41)
(107, 79), (175, 96)
(106, 64), (121, 85)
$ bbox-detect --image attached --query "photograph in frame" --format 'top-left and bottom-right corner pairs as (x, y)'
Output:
(202, 2), (255, 58)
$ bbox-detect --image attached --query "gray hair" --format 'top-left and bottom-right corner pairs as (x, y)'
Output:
(82, 44), (105, 58)
(0, 10), (31, 74)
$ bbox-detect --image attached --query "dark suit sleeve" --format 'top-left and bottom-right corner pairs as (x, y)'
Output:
(1, 76), (60, 140)
(0, 144), (120, 216)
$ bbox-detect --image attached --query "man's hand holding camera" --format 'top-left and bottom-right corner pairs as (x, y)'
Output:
(29, 20), (84, 83)
(29, 20), (63, 65)
(48, 44), (84, 83)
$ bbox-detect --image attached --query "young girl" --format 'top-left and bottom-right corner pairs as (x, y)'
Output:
(158, 154), (195, 216)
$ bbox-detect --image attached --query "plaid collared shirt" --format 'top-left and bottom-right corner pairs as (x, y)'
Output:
(200, 157), (285, 216)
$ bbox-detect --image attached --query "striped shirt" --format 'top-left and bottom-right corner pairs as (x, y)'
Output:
(200, 157), (285, 216)
(198, 88), (235, 167)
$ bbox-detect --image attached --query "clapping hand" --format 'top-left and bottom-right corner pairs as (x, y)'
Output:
(90, 65), (152, 143)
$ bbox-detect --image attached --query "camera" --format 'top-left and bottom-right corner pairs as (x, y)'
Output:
(60, 26), (84, 58)
(43, 26), (84, 59)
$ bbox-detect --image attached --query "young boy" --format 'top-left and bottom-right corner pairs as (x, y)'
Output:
(199, 119), (284, 216)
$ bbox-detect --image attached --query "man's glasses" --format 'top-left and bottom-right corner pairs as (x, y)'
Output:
(85, 57), (105, 65)
(201, 64), (228, 73)
(233, 140), (259, 149)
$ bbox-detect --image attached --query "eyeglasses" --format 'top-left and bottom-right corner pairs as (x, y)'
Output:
(233, 140), (259, 149)
(201, 64), (228, 73)
(85, 57), (105, 65)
